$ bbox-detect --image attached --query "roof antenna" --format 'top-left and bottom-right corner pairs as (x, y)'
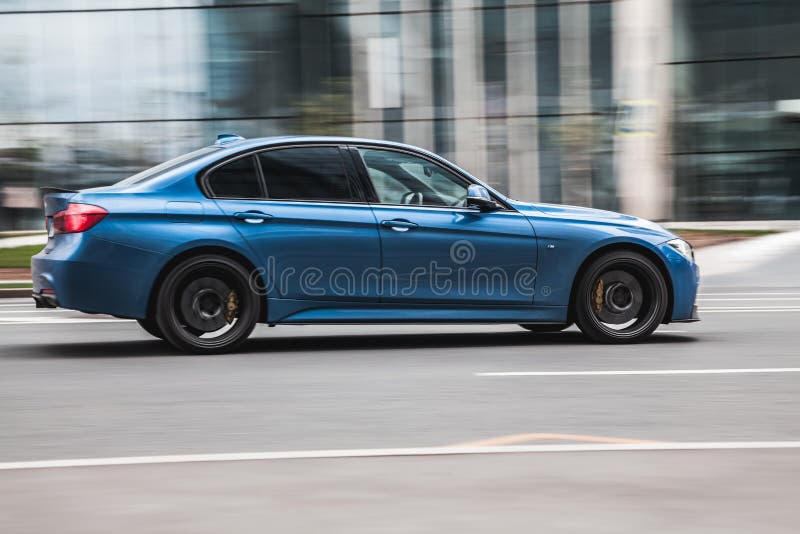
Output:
(215, 133), (245, 146)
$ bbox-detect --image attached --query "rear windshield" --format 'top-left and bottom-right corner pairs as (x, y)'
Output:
(115, 146), (220, 186)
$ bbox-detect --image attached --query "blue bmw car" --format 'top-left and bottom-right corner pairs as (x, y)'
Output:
(32, 135), (699, 353)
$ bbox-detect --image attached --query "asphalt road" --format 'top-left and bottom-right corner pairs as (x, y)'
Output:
(1, 239), (799, 532)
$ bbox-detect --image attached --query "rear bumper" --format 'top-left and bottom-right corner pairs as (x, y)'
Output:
(31, 233), (164, 318)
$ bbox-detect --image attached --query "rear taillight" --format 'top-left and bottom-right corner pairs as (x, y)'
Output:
(52, 203), (108, 234)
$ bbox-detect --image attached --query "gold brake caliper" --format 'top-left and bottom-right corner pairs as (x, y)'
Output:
(225, 290), (239, 324)
(593, 278), (604, 314)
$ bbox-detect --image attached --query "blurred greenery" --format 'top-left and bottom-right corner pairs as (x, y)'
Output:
(0, 245), (44, 268)
(0, 282), (33, 288)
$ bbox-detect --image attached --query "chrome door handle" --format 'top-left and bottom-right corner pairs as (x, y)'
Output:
(233, 211), (273, 224)
(381, 219), (419, 232)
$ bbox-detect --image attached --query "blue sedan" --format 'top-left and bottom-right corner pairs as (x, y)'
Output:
(32, 135), (699, 353)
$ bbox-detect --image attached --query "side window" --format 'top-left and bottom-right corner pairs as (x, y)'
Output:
(357, 148), (469, 207)
(206, 156), (262, 199)
(258, 146), (358, 202)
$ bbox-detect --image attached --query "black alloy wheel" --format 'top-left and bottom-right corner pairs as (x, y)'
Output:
(155, 254), (260, 354)
(573, 251), (669, 343)
(136, 317), (164, 339)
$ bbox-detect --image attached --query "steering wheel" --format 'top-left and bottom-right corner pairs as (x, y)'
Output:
(451, 193), (469, 207)
(401, 191), (423, 205)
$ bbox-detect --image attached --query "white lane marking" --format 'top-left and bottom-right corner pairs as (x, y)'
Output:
(700, 307), (800, 312)
(699, 292), (800, 296)
(475, 368), (800, 377)
(0, 309), (75, 314)
(3, 441), (800, 471)
(702, 309), (800, 313)
(0, 318), (130, 325)
(0, 300), (33, 306)
(699, 297), (800, 301)
(700, 306), (800, 311)
(700, 308), (800, 314)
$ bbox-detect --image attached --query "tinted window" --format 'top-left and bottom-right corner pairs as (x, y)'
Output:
(258, 147), (357, 201)
(206, 156), (262, 199)
(358, 148), (469, 207)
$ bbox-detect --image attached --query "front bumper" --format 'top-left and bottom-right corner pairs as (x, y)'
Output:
(657, 242), (700, 322)
(672, 303), (700, 323)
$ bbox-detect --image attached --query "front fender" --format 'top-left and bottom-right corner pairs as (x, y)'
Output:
(529, 217), (680, 308)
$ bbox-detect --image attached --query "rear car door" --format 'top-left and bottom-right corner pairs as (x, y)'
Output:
(206, 145), (380, 302)
(353, 146), (538, 304)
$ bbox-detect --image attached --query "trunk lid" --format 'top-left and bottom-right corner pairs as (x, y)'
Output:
(42, 187), (78, 217)
(41, 187), (78, 239)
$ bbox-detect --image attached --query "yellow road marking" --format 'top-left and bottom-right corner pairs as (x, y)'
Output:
(450, 433), (659, 447)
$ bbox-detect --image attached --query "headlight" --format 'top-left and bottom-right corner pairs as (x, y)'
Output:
(667, 238), (694, 262)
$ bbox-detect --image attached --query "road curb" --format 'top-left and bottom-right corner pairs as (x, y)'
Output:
(0, 288), (31, 299)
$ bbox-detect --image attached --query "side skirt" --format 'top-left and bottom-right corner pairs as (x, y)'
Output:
(266, 298), (568, 325)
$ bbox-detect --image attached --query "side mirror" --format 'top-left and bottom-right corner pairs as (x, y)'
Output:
(466, 184), (498, 211)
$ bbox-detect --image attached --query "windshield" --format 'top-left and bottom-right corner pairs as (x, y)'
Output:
(114, 146), (220, 186)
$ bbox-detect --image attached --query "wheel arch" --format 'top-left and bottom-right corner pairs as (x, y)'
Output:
(145, 245), (268, 324)
(566, 241), (674, 324)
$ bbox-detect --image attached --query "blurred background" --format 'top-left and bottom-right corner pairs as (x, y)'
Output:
(0, 0), (798, 230)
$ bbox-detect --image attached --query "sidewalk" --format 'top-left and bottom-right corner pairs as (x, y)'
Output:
(0, 233), (47, 249)
(695, 230), (800, 289)
(664, 220), (800, 232)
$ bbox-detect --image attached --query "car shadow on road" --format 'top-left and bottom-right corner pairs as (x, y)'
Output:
(17, 329), (698, 359)
(241, 330), (698, 354)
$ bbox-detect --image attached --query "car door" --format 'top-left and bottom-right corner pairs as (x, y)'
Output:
(352, 146), (538, 304)
(207, 145), (380, 302)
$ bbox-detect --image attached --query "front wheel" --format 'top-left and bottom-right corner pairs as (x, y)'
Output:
(155, 254), (260, 354)
(573, 251), (668, 343)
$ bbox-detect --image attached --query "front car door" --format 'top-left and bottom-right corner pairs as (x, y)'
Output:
(352, 146), (538, 304)
(206, 144), (381, 304)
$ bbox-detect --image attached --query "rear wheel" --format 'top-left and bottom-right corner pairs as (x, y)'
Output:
(136, 317), (164, 339)
(155, 254), (260, 354)
(573, 251), (668, 343)
(519, 323), (572, 333)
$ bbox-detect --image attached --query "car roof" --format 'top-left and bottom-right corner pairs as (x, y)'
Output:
(214, 135), (434, 155)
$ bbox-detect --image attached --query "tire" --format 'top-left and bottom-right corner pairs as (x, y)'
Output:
(137, 317), (164, 339)
(519, 323), (572, 333)
(154, 254), (260, 354)
(573, 250), (668, 343)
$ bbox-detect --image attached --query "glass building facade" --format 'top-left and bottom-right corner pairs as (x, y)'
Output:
(0, 0), (797, 229)
(671, 0), (800, 220)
